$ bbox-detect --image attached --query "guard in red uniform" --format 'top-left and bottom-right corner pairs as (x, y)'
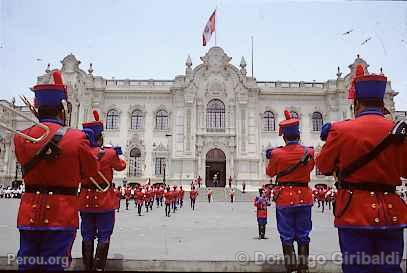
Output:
(266, 110), (315, 273)
(254, 188), (270, 239)
(79, 110), (126, 271)
(179, 186), (185, 208)
(14, 71), (99, 271)
(135, 187), (144, 216)
(316, 65), (407, 273)
(171, 186), (178, 212)
(164, 187), (172, 217)
(124, 186), (131, 210)
(190, 186), (198, 210)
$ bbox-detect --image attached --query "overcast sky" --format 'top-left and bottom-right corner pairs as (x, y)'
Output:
(0, 0), (406, 109)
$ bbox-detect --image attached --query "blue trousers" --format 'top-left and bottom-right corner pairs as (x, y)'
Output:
(17, 230), (76, 271)
(338, 228), (404, 273)
(276, 205), (312, 245)
(80, 211), (115, 243)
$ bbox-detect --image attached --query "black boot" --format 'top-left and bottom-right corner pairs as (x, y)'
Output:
(282, 244), (297, 273)
(94, 242), (110, 271)
(258, 225), (262, 239)
(297, 244), (310, 273)
(82, 240), (94, 271)
(261, 225), (266, 239)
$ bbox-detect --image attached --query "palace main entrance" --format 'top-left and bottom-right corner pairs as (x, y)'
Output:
(205, 148), (226, 187)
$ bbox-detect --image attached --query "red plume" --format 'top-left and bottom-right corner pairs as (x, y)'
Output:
(93, 110), (100, 121)
(52, 70), (64, 85)
(284, 110), (291, 120)
(348, 64), (365, 99)
(354, 64), (365, 78)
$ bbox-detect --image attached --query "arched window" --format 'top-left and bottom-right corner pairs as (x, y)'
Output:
(155, 110), (169, 130)
(312, 112), (323, 131)
(290, 111), (299, 119)
(131, 110), (143, 129)
(263, 111), (275, 131)
(106, 109), (119, 130)
(128, 147), (142, 177)
(207, 99), (225, 130)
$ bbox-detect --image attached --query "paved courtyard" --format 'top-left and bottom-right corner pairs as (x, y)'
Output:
(0, 198), (405, 271)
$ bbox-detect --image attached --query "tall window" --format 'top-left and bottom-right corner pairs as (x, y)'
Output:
(207, 99), (225, 130)
(156, 110), (169, 130)
(290, 111), (299, 119)
(312, 112), (323, 131)
(106, 109), (119, 130)
(263, 111), (275, 131)
(155, 157), (166, 176)
(131, 110), (143, 129)
(128, 148), (142, 177)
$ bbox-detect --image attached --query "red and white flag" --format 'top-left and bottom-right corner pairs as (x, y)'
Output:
(202, 9), (216, 46)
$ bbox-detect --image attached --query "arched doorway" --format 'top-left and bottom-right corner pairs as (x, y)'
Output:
(205, 148), (226, 187)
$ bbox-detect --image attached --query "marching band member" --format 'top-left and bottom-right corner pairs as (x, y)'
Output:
(78, 110), (126, 271)
(14, 70), (99, 271)
(266, 110), (315, 273)
(316, 65), (407, 273)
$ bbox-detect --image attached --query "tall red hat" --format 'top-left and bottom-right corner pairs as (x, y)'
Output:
(348, 64), (387, 100)
(32, 70), (67, 108)
(82, 110), (104, 136)
(278, 110), (300, 137)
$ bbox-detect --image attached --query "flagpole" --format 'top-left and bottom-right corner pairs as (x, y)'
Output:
(251, 36), (254, 78)
(215, 7), (218, 46)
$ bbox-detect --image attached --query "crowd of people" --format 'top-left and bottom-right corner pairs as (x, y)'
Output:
(116, 183), (200, 216)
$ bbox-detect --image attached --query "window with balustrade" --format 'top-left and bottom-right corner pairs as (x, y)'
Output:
(154, 157), (166, 176)
(207, 99), (225, 130)
(106, 109), (119, 130)
(263, 111), (275, 132)
(131, 110), (144, 129)
(312, 112), (323, 131)
(155, 110), (169, 130)
(128, 148), (143, 177)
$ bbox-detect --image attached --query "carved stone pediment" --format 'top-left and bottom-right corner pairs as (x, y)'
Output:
(61, 54), (81, 73)
(200, 47), (232, 73)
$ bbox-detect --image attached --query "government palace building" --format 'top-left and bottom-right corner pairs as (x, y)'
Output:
(0, 47), (402, 187)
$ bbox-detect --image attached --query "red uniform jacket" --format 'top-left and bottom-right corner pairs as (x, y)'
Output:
(190, 189), (198, 200)
(254, 196), (268, 219)
(179, 189), (185, 200)
(316, 113), (407, 229)
(124, 188), (132, 200)
(14, 121), (99, 230)
(79, 147), (126, 213)
(158, 187), (164, 198)
(164, 191), (172, 205)
(135, 190), (144, 205)
(266, 143), (315, 208)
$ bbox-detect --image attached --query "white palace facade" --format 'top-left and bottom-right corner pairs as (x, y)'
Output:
(0, 47), (399, 187)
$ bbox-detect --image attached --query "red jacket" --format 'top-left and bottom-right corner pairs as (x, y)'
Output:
(190, 189), (198, 200)
(79, 147), (126, 212)
(316, 113), (407, 229)
(254, 196), (268, 219)
(135, 190), (144, 205)
(164, 191), (172, 205)
(266, 143), (314, 208)
(179, 189), (185, 199)
(14, 121), (98, 230)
